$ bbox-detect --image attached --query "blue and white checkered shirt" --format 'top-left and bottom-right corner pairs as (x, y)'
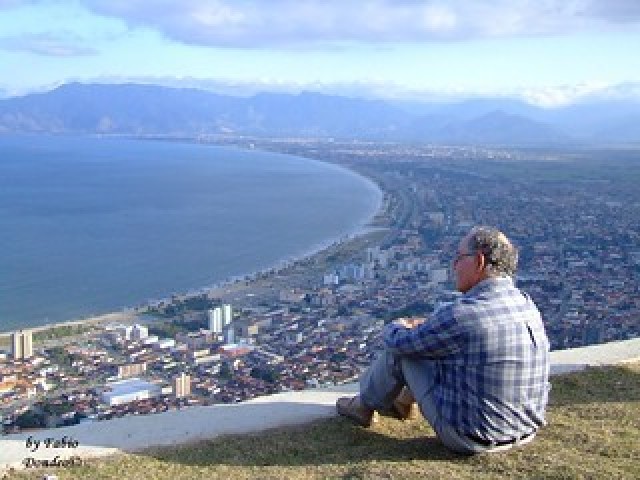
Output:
(383, 276), (550, 442)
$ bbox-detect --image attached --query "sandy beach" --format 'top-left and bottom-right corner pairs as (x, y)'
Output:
(0, 311), (138, 339)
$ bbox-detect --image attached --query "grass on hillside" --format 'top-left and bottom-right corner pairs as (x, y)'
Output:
(6, 362), (640, 480)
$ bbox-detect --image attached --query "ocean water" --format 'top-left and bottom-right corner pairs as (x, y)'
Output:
(0, 135), (381, 330)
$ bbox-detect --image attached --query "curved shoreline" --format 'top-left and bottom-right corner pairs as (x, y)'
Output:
(0, 144), (386, 338)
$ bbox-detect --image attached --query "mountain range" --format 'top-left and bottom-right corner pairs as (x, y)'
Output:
(0, 83), (639, 145)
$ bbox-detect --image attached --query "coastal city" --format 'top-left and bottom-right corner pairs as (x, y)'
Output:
(1, 139), (639, 434)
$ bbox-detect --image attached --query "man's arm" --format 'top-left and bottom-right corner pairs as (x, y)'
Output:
(383, 304), (463, 357)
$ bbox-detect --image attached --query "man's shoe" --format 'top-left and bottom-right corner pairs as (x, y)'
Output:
(395, 387), (419, 420)
(380, 387), (418, 421)
(390, 399), (418, 420)
(336, 395), (377, 427)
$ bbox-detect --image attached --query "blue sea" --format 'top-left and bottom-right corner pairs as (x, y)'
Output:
(0, 135), (381, 330)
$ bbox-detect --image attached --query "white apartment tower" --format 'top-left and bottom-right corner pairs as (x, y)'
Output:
(22, 331), (32, 359)
(208, 308), (223, 334)
(10, 330), (33, 360)
(223, 325), (235, 345)
(131, 324), (149, 341)
(173, 372), (191, 398)
(10, 332), (22, 360)
(222, 304), (233, 325)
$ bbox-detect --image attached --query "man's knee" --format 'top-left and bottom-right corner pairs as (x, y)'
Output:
(359, 349), (407, 410)
(398, 355), (439, 401)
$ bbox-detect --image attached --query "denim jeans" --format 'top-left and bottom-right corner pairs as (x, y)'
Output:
(359, 349), (535, 454)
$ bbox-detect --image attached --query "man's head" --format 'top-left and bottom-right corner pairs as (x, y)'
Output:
(452, 226), (518, 293)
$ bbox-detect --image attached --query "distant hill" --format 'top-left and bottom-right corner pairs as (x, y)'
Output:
(0, 83), (408, 138)
(407, 110), (569, 145)
(0, 83), (638, 145)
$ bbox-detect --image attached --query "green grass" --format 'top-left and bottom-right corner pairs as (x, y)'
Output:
(6, 362), (640, 480)
(32, 325), (94, 342)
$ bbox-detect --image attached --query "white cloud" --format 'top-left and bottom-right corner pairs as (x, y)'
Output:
(189, 3), (245, 29)
(519, 81), (640, 107)
(419, 5), (458, 34)
(78, 0), (640, 48)
(521, 83), (605, 107)
(6, 72), (640, 108)
(0, 32), (98, 56)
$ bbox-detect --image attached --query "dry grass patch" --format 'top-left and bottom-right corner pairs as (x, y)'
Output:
(6, 362), (640, 480)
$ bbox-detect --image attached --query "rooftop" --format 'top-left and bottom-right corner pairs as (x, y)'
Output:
(104, 378), (158, 393)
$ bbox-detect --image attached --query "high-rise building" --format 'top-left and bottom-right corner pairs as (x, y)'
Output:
(22, 331), (33, 359)
(208, 308), (223, 333)
(10, 332), (22, 360)
(116, 325), (134, 341)
(223, 325), (235, 345)
(173, 373), (191, 398)
(10, 330), (33, 360)
(131, 324), (149, 341)
(223, 304), (233, 325)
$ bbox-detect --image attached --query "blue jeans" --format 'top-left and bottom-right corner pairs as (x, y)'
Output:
(359, 349), (535, 454)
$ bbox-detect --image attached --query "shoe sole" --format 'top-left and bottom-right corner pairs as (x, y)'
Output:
(336, 401), (378, 428)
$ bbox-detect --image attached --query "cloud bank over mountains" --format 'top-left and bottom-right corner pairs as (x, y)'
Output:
(30, 76), (640, 108)
(81, 0), (640, 47)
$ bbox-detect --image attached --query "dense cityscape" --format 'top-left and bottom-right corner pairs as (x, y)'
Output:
(1, 139), (639, 434)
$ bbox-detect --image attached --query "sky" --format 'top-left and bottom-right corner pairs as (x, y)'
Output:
(1, 0), (639, 106)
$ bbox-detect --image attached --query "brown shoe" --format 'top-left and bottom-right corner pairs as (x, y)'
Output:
(380, 387), (419, 421)
(390, 399), (418, 420)
(336, 395), (377, 427)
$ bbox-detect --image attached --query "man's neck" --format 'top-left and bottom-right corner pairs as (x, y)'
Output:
(465, 275), (512, 295)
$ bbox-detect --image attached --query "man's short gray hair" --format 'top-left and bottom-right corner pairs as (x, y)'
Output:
(467, 226), (518, 277)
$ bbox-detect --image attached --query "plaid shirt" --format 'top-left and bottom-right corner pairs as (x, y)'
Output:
(383, 276), (550, 441)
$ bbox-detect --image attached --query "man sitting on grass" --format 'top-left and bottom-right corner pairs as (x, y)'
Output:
(337, 226), (551, 454)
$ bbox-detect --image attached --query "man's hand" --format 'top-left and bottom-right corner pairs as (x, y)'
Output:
(393, 317), (426, 329)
